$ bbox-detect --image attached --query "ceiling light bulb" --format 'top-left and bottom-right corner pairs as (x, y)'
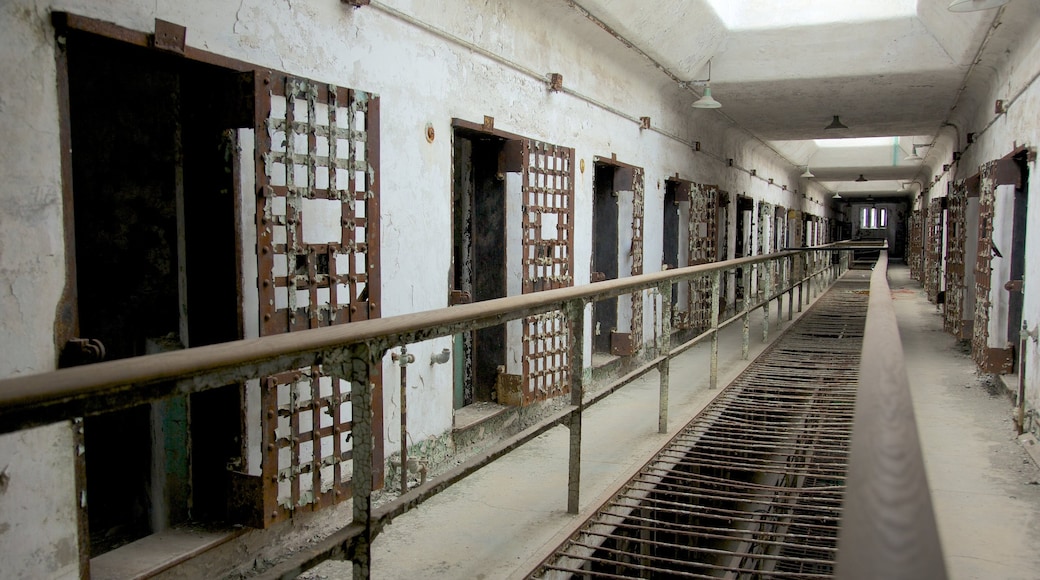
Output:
(856, 174), (868, 182)
(825, 115), (848, 130)
(833, 193), (843, 200)
(948, 0), (1010, 11)
(692, 86), (722, 109)
(801, 167), (815, 178)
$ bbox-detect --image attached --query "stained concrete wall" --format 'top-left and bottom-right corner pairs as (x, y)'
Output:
(0, 0), (833, 575)
(935, 12), (1040, 424)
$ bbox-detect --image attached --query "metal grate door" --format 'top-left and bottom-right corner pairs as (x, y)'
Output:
(254, 72), (382, 523)
(521, 140), (575, 403)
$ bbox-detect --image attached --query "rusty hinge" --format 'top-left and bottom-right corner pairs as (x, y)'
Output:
(152, 19), (186, 55)
(1004, 279), (1024, 293)
(449, 290), (472, 305)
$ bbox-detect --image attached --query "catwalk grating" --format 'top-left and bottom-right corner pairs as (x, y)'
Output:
(528, 275), (869, 579)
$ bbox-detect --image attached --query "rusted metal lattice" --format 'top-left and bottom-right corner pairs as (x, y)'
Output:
(789, 210), (804, 278)
(758, 201), (773, 299)
(908, 209), (924, 281)
(971, 162), (998, 371)
(924, 198), (944, 303)
(521, 139), (575, 403)
(256, 73), (382, 523)
(685, 183), (718, 332)
(629, 168), (645, 351)
(944, 181), (967, 337)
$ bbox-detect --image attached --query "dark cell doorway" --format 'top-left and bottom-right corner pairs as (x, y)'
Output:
(663, 179), (681, 309)
(734, 195), (754, 302)
(1007, 152), (1029, 356)
(452, 130), (508, 407)
(592, 163), (620, 355)
(65, 31), (245, 555)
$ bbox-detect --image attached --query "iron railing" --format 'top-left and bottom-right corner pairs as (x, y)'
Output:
(835, 250), (947, 580)
(0, 243), (874, 579)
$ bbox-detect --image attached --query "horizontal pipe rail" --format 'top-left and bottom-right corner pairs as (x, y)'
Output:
(0, 243), (879, 433)
(0, 241), (882, 580)
(835, 250), (947, 580)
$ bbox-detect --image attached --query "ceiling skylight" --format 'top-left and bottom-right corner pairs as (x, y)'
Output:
(705, 0), (917, 31)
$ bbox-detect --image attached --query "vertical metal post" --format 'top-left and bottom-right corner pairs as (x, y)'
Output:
(761, 261), (769, 343)
(797, 254), (805, 312)
(565, 299), (586, 514)
(776, 258), (784, 327)
(787, 256), (794, 321)
(742, 266), (751, 360)
(763, 260), (771, 343)
(337, 342), (382, 580)
(658, 283), (673, 432)
(710, 271), (721, 389)
(391, 347), (414, 494)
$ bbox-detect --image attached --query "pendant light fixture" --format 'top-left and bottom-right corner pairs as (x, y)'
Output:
(904, 143), (930, 161)
(801, 166), (815, 178)
(825, 115), (848, 130)
(833, 192), (843, 200)
(692, 87), (722, 109)
(949, 0), (1010, 12)
(689, 59), (722, 109)
(855, 174), (868, 182)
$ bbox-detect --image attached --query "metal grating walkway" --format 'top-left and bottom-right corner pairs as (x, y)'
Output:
(529, 275), (869, 579)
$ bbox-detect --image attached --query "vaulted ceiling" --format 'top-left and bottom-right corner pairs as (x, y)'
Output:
(569, 0), (1036, 199)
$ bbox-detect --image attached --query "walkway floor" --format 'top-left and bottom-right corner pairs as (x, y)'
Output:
(301, 265), (1040, 580)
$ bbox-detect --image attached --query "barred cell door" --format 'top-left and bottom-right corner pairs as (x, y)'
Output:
(925, 198), (944, 303)
(688, 183), (719, 332)
(251, 72), (383, 525)
(945, 182), (967, 337)
(520, 140), (575, 404)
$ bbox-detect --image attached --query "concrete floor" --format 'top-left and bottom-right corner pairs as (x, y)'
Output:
(301, 266), (1040, 579)
(891, 265), (1040, 580)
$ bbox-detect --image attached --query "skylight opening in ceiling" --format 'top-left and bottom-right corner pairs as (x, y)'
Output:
(706, 0), (917, 30)
(813, 137), (899, 148)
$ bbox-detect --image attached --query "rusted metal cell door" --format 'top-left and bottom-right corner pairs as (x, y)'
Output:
(253, 72), (383, 525)
(521, 140), (575, 403)
(924, 197), (944, 303)
(688, 183), (719, 332)
(944, 181), (967, 337)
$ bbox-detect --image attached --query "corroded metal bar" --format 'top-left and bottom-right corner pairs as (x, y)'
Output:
(331, 343), (382, 580)
(763, 261), (772, 343)
(710, 271), (721, 390)
(787, 256), (795, 321)
(565, 299), (586, 514)
(835, 251), (947, 580)
(658, 282), (673, 433)
(742, 265), (751, 360)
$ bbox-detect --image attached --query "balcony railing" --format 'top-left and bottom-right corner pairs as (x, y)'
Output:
(0, 242), (890, 579)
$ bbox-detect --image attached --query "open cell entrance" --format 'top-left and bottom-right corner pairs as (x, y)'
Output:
(64, 30), (246, 555)
(452, 129), (509, 407)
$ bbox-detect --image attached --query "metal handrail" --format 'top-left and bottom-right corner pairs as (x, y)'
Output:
(0, 241), (876, 579)
(0, 244), (865, 432)
(835, 250), (947, 580)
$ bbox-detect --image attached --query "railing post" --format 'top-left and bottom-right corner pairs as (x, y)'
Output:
(565, 299), (586, 514)
(334, 342), (384, 580)
(710, 271), (721, 389)
(787, 255), (794, 321)
(658, 282), (673, 432)
(763, 260), (771, 343)
(742, 266), (751, 360)
(797, 254), (805, 312)
(776, 258), (784, 328)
